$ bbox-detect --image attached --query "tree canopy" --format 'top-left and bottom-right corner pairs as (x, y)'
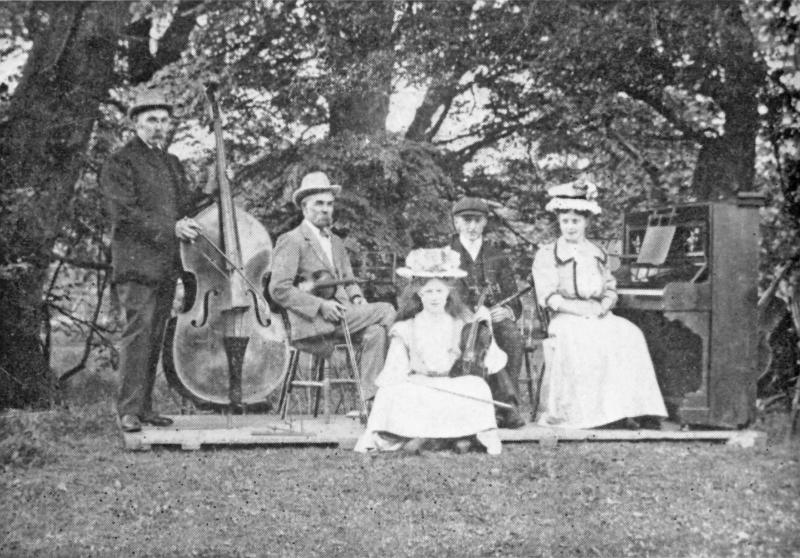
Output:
(0, 0), (797, 408)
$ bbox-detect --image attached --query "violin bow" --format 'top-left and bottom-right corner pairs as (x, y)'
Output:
(406, 379), (513, 410)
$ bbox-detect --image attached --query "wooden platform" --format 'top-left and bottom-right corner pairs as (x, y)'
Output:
(121, 414), (766, 451)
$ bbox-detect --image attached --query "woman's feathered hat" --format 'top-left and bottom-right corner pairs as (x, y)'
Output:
(545, 175), (602, 215)
(396, 247), (467, 278)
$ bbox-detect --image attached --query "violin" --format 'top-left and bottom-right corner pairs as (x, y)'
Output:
(163, 84), (289, 410)
(294, 270), (365, 300)
(449, 287), (494, 378)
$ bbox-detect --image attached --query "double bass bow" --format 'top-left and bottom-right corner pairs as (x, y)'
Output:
(163, 83), (290, 411)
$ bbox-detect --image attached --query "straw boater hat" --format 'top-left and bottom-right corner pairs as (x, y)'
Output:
(396, 247), (467, 279)
(545, 176), (602, 215)
(127, 90), (173, 121)
(292, 171), (342, 207)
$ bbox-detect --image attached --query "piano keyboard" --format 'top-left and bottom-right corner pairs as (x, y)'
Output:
(617, 288), (665, 297)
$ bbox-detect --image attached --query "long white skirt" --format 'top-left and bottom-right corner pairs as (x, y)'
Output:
(537, 312), (667, 429)
(354, 375), (501, 454)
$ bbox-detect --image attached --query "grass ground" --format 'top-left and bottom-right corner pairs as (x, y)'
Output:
(1, 345), (799, 557)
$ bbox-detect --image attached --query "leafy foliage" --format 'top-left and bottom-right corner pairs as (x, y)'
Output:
(1, 0), (798, 406)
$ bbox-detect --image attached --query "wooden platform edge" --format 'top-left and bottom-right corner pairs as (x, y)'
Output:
(121, 417), (768, 451)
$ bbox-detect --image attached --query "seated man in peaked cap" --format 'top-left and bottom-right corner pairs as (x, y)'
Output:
(449, 196), (526, 429)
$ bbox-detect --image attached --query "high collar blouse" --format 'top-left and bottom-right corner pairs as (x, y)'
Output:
(532, 237), (618, 310)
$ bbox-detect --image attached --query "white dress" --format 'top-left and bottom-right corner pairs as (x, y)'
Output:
(532, 238), (667, 429)
(354, 313), (502, 454)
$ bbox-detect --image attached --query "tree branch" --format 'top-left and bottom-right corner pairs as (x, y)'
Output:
(621, 86), (713, 143)
(605, 123), (661, 190)
(51, 252), (112, 271)
(58, 268), (112, 384)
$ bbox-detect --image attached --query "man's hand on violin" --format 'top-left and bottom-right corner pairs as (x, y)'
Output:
(175, 217), (203, 241)
(473, 305), (493, 323)
(319, 299), (346, 323)
(489, 305), (514, 323)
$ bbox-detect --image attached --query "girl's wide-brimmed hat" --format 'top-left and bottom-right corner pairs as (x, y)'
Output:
(396, 247), (467, 279)
(545, 176), (602, 215)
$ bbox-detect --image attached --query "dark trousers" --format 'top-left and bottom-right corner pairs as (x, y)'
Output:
(458, 319), (525, 426)
(115, 280), (175, 417)
(492, 318), (524, 402)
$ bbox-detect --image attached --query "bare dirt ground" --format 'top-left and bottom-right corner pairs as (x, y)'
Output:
(1, 351), (799, 557)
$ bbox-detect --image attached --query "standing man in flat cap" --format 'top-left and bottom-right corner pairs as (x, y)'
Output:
(450, 197), (525, 429)
(269, 172), (396, 400)
(101, 90), (215, 433)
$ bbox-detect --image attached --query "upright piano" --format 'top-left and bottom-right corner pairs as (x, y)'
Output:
(614, 194), (763, 428)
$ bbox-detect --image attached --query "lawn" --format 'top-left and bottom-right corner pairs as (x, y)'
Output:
(1, 350), (798, 557)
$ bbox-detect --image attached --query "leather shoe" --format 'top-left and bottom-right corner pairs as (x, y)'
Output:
(139, 413), (173, 427)
(496, 408), (526, 429)
(119, 414), (142, 432)
(637, 416), (662, 430)
(403, 437), (426, 455)
(453, 438), (473, 454)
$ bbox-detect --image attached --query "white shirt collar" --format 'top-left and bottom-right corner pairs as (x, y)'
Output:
(304, 219), (330, 238)
(459, 235), (483, 260)
(137, 132), (164, 152)
(304, 219), (334, 265)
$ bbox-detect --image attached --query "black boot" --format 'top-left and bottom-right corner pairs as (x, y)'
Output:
(488, 371), (525, 429)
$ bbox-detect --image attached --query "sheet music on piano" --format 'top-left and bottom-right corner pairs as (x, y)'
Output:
(615, 204), (709, 290)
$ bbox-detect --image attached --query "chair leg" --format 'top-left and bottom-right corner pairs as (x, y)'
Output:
(347, 344), (368, 421)
(530, 361), (545, 420)
(523, 349), (535, 408)
(279, 349), (300, 420)
(312, 356), (326, 418)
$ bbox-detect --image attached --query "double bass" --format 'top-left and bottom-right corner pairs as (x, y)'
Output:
(163, 84), (289, 410)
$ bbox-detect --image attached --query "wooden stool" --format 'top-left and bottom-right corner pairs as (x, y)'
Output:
(278, 341), (365, 422)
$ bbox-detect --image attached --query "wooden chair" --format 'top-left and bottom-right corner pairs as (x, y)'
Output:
(275, 310), (367, 423)
(519, 277), (550, 421)
(263, 274), (367, 422)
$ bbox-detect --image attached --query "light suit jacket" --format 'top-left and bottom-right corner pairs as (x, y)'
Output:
(269, 221), (364, 340)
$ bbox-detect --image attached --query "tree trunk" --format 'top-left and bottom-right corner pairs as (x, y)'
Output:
(324, 1), (394, 137)
(691, 4), (763, 199)
(0, 1), (128, 409)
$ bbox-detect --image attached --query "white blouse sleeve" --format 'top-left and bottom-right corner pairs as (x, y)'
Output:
(532, 244), (564, 311)
(374, 321), (412, 388)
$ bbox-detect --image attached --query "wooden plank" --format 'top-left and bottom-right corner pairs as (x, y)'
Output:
(121, 414), (764, 451)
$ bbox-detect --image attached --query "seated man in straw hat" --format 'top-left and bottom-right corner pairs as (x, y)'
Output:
(268, 172), (396, 400)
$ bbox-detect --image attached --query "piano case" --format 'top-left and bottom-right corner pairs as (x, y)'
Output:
(614, 195), (763, 428)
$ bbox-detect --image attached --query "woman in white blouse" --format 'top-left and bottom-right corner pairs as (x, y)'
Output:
(532, 178), (667, 430)
(354, 248), (503, 455)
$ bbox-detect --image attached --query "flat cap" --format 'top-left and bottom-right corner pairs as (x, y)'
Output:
(127, 90), (173, 120)
(452, 197), (489, 216)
